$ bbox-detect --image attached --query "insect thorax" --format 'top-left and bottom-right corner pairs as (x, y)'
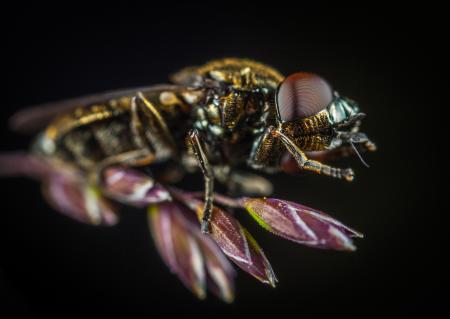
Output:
(173, 58), (285, 164)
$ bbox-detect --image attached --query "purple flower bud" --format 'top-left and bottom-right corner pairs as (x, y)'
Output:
(208, 206), (277, 286)
(103, 167), (171, 207)
(148, 202), (207, 299)
(44, 173), (118, 226)
(195, 232), (236, 303)
(0, 153), (118, 225)
(173, 192), (277, 287)
(148, 201), (237, 301)
(0, 152), (57, 180)
(242, 197), (362, 251)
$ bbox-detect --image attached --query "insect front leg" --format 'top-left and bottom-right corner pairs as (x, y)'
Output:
(187, 129), (214, 234)
(248, 126), (284, 172)
(274, 128), (355, 181)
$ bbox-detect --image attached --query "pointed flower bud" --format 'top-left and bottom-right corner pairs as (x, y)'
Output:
(195, 232), (236, 303)
(0, 152), (54, 179)
(148, 202), (207, 299)
(172, 191), (277, 287)
(44, 173), (118, 226)
(0, 153), (118, 225)
(149, 201), (236, 301)
(242, 197), (363, 251)
(103, 167), (171, 207)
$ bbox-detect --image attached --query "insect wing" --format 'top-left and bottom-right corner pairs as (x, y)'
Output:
(9, 84), (185, 134)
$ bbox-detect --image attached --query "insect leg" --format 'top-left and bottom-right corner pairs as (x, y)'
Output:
(187, 129), (214, 234)
(89, 149), (156, 187)
(132, 92), (179, 157)
(274, 128), (355, 181)
(247, 126), (284, 172)
(213, 165), (273, 196)
(88, 94), (163, 197)
(226, 170), (273, 196)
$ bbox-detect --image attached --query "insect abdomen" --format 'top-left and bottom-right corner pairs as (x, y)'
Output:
(35, 113), (137, 169)
(34, 88), (192, 170)
(67, 117), (137, 167)
(33, 96), (139, 168)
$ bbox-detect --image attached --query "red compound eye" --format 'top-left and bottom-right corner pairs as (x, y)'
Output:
(277, 72), (333, 120)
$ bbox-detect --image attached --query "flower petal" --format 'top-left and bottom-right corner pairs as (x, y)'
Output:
(174, 192), (277, 287)
(243, 197), (362, 251)
(103, 167), (171, 206)
(148, 202), (206, 299)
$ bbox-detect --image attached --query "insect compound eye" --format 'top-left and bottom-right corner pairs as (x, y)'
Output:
(276, 72), (334, 121)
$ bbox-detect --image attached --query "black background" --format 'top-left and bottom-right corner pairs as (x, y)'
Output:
(1, 5), (444, 318)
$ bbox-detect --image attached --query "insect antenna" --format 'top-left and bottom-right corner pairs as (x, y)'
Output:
(350, 141), (370, 168)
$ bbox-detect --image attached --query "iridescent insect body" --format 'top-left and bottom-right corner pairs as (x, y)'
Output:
(10, 58), (375, 232)
(1, 58), (376, 300)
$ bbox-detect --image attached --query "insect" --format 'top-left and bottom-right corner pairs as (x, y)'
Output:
(6, 58), (376, 233)
(1, 58), (376, 300)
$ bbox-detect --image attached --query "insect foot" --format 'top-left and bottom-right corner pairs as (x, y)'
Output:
(342, 168), (355, 182)
(201, 218), (213, 234)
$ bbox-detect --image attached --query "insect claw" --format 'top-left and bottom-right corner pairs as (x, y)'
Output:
(343, 168), (355, 182)
(365, 141), (377, 152)
(201, 219), (212, 234)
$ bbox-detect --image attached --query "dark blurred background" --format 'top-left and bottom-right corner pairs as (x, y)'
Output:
(1, 5), (444, 318)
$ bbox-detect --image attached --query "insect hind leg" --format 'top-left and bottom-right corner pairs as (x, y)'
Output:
(89, 149), (156, 192)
